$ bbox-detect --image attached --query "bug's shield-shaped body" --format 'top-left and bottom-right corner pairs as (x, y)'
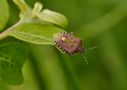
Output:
(53, 32), (85, 54)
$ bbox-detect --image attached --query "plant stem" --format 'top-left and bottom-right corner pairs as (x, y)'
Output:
(0, 0), (30, 40)
(0, 32), (8, 41)
(13, 0), (30, 13)
(0, 20), (23, 41)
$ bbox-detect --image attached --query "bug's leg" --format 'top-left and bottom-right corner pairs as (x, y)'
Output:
(80, 52), (88, 65)
(54, 40), (66, 54)
(56, 46), (66, 54)
(69, 32), (73, 36)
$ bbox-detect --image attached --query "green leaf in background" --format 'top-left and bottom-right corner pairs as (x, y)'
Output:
(0, 83), (7, 90)
(8, 22), (65, 45)
(0, 0), (9, 31)
(0, 38), (29, 85)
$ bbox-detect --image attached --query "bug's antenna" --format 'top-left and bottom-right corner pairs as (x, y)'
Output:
(82, 53), (88, 65)
(79, 48), (88, 65)
(86, 46), (99, 53)
(79, 46), (99, 65)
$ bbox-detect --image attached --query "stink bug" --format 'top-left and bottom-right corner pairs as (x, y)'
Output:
(53, 32), (98, 65)
(53, 32), (85, 54)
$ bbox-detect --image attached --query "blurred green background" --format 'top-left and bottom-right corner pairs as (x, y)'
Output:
(6, 0), (127, 90)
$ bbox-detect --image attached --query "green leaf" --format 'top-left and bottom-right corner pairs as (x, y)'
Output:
(0, 0), (9, 30)
(39, 9), (68, 29)
(8, 22), (65, 45)
(0, 38), (29, 85)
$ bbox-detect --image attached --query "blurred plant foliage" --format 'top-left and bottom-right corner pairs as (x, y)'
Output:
(0, 0), (68, 87)
(0, 0), (127, 90)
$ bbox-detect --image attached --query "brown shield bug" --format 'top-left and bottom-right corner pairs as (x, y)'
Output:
(53, 32), (88, 64)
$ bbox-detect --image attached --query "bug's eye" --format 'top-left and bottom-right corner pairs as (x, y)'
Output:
(53, 32), (85, 54)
